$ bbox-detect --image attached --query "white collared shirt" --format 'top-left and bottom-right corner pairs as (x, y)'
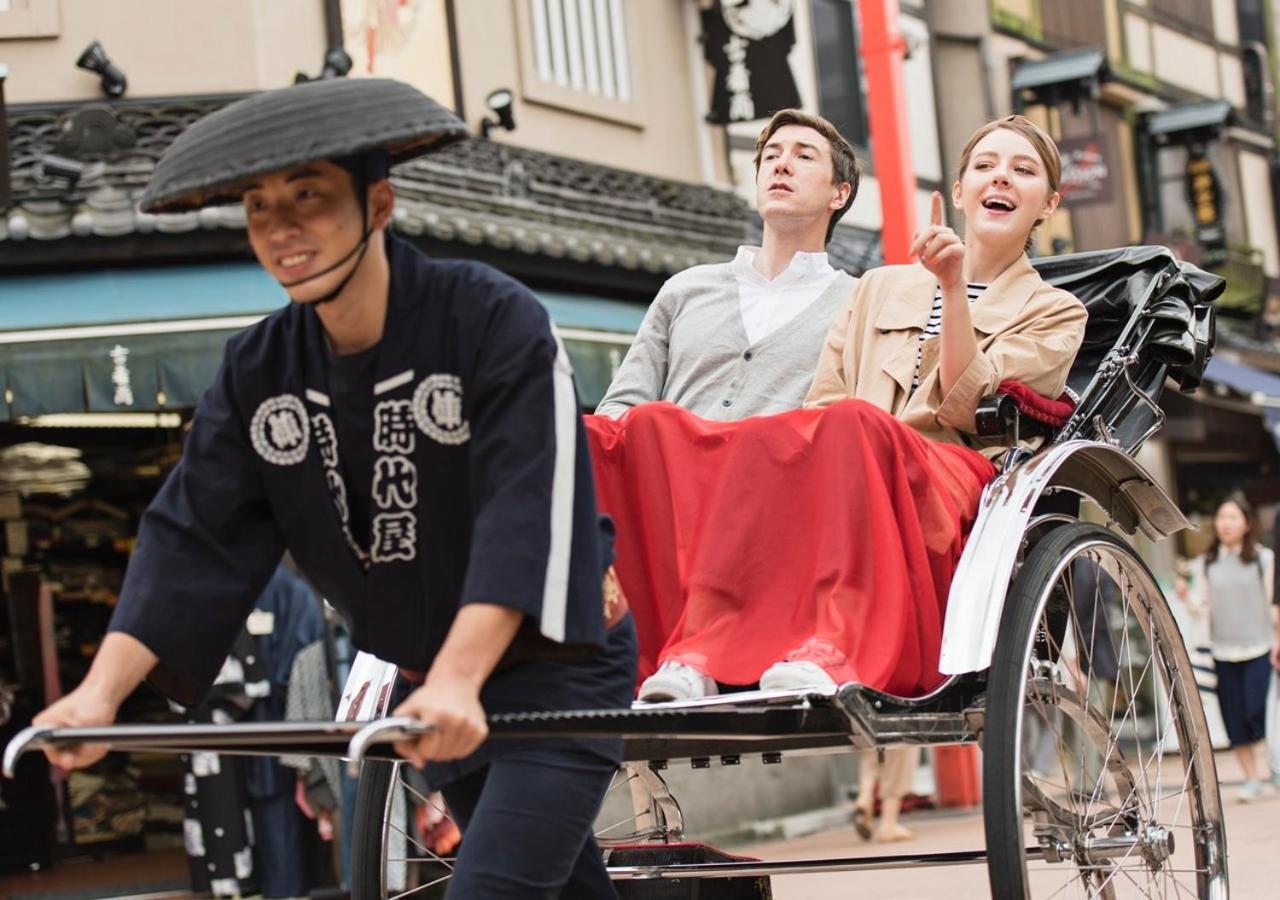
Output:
(732, 246), (840, 346)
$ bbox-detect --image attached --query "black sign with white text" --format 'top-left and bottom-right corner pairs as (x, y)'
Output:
(703, 0), (802, 124)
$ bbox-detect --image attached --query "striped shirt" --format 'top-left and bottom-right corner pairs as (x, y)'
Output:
(911, 283), (988, 391)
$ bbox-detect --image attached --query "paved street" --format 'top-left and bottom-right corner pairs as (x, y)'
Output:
(734, 750), (1280, 899)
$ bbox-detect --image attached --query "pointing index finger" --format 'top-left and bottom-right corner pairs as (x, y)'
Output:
(930, 191), (943, 228)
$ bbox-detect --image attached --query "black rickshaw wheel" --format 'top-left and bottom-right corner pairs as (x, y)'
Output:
(351, 758), (680, 898)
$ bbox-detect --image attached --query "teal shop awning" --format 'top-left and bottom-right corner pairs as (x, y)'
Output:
(0, 265), (645, 421)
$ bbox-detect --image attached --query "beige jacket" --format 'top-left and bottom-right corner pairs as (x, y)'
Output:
(803, 256), (1087, 459)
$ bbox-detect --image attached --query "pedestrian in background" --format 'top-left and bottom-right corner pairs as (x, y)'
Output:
(852, 748), (917, 843)
(1187, 495), (1276, 801)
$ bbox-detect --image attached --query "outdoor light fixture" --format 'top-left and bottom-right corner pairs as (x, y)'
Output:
(295, 47), (353, 83)
(480, 88), (516, 139)
(320, 47), (353, 79)
(76, 40), (127, 99)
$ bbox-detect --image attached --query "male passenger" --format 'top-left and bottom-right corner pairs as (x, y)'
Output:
(596, 109), (860, 421)
(594, 110), (861, 701)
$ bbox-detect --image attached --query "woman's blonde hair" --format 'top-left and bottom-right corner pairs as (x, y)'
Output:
(956, 115), (1061, 252)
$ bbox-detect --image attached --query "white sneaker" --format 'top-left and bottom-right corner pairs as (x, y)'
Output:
(637, 661), (718, 702)
(1239, 779), (1264, 803)
(757, 660), (838, 692)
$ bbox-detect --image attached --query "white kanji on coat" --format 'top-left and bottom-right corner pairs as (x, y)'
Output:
(371, 511), (417, 562)
(311, 412), (339, 467)
(372, 456), (418, 510)
(324, 468), (349, 521)
(373, 399), (416, 454)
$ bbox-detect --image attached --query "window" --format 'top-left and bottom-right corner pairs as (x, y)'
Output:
(0, 0), (60, 39)
(1149, 0), (1214, 39)
(1237, 0), (1270, 128)
(1040, 0), (1106, 50)
(528, 0), (631, 103)
(809, 0), (867, 147)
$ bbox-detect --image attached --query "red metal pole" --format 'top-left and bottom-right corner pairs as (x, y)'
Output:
(859, 0), (918, 264)
(861, 2), (982, 809)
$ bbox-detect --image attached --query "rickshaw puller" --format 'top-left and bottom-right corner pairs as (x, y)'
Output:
(33, 78), (637, 899)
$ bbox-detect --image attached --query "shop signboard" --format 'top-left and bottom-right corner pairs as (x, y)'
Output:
(1057, 135), (1114, 207)
(703, 0), (801, 124)
(1185, 150), (1227, 267)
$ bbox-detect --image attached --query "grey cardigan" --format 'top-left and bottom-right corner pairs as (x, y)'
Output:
(597, 263), (856, 420)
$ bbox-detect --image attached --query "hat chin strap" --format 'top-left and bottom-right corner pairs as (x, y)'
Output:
(278, 186), (375, 304)
(279, 227), (373, 305)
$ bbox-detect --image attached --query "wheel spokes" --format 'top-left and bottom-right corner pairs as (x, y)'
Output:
(1016, 539), (1221, 897)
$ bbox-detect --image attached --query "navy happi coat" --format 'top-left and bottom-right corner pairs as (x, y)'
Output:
(110, 239), (628, 751)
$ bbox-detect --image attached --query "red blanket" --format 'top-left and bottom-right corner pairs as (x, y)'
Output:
(586, 400), (995, 697)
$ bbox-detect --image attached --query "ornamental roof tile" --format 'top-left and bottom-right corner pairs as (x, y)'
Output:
(5, 94), (882, 279)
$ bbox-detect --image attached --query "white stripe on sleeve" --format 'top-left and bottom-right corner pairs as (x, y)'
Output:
(540, 328), (577, 642)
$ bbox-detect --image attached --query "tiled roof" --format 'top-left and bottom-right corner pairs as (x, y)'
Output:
(392, 138), (752, 273)
(2, 94), (792, 275)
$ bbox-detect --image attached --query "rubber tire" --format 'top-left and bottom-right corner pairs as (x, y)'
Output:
(982, 522), (1227, 899)
(350, 759), (397, 900)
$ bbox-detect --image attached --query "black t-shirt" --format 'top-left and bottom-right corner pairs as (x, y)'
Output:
(324, 341), (378, 550)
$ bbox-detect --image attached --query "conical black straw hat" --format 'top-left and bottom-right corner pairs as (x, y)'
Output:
(140, 78), (467, 213)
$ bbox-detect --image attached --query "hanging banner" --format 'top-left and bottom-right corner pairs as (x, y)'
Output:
(1056, 135), (1114, 207)
(702, 0), (802, 124)
(1185, 150), (1227, 267)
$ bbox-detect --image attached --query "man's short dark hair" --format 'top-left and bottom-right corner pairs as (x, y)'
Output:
(753, 109), (860, 245)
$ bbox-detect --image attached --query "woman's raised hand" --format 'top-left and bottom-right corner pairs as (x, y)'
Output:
(911, 191), (965, 290)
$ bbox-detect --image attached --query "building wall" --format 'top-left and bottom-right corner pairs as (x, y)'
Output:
(929, 20), (994, 185)
(0, 0), (326, 103)
(1121, 0), (1243, 98)
(450, 0), (705, 184)
(1240, 147), (1280, 275)
(932, 0), (1280, 268)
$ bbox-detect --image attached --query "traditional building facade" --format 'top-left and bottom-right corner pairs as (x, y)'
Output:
(929, 0), (1280, 538)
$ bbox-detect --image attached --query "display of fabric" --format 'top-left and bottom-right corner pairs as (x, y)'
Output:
(585, 400), (995, 696)
(281, 639), (342, 812)
(180, 566), (324, 898)
(66, 766), (146, 845)
(244, 566), (325, 899)
(179, 628), (263, 898)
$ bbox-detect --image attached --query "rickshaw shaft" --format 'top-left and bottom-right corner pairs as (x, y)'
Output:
(606, 846), (1046, 880)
